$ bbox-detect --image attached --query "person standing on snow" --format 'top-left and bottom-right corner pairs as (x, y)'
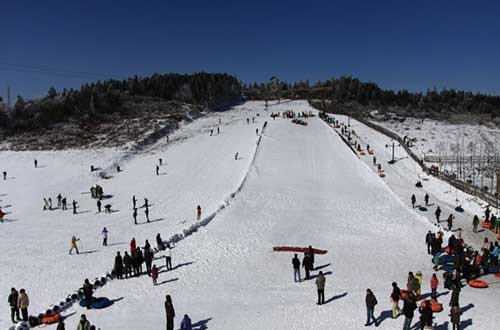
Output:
(43, 198), (49, 210)
(365, 288), (379, 326)
(48, 197), (53, 210)
(17, 289), (29, 321)
(130, 238), (136, 254)
(197, 205), (202, 220)
(419, 300), (433, 329)
(102, 227), (108, 246)
(8, 287), (21, 323)
(123, 251), (132, 278)
(82, 279), (93, 309)
(69, 236), (80, 255)
(132, 195), (137, 209)
(390, 282), (401, 319)
(292, 253), (301, 282)
(450, 304), (461, 330)
(302, 253), (312, 280)
(447, 214), (454, 231)
(152, 264), (159, 285)
(133, 208), (138, 225)
(97, 200), (102, 213)
(156, 165), (160, 176)
(235, 152), (239, 160)
(3, 171), (7, 180)
(425, 231), (433, 255)
(144, 248), (153, 275)
(373, 156), (376, 166)
(435, 206), (441, 223)
(315, 271), (325, 305)
(165, 295), (176, 330)
(145, 207), (150, 222)
(114, 252), (124, 279)
(34, 159), (38, 168)
(411, 195), (416, 208)
(424, 194), (429, 206)
(414, 271), (423, 295)
(77, 314), (91, 330)
(61, 197), (67, 210)
(430, 273), (439, 298)
(181, 314), (192, 330)
(156, 233), (165, 251)
(72, 200), (78, 214)
(402, 292), (417, 330)
(165, 243), (172, 270)
(57, 194), (62, 207)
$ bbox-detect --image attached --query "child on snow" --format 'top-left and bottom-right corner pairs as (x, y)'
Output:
(152, 264), (159, 285)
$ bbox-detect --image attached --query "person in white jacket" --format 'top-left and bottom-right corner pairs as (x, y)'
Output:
(165, 244), (172, 270)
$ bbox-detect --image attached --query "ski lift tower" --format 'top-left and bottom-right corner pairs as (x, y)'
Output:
(385, 140), (401, 164)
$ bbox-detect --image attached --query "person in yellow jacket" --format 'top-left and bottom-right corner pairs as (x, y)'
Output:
(69, 235), (80, 255)
(415, 271), (423, 295)
(17, 288), (29, 321)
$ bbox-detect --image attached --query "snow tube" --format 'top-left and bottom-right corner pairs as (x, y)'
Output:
(454, 206), (464, 212)
(488, 266), (499, 274)
(272, 246), (327, 254)
(379, 173), (386, 178)
(79, 297), (113, 309)
(28, 316), (40, 327)
(430, 301), (443, 313)
(42, 313), (62, 324)
(482, 221), (491, 229)
(359, 152), (366, 156)
(418, 206), (428, 211)
(400, 290), (419, 301)
(468, 280), (488, 288)
(445, 246), (453, 255)
(495, 273), (500, 278)
(368, 150), (374, 155)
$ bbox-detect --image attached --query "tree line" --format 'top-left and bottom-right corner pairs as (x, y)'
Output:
(244, 76), (500, 117)
(0, 72), (241, 133)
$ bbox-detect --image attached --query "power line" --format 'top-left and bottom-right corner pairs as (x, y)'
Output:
(0, 61), (121, 80)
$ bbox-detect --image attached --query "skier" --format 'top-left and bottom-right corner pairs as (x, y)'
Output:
(102, 227), (108, 246)
(435, 206), (441, 222)
(181, 314), (192, 330)
(62, 197), (67, 210)
(69, 235), (80, 255)
(122, 251), (131, 278)
(132, 195), (137, 209)
(130, 238), (136, 254)
(450, 304), (461, 330)
(145, 207), (150, 222)
(292, 253), (301, 282)
(8, 288), (21, 323)
(114, 252), (124, 279)
(472, 215), (479, 233)
(430, 273), (439, 298)
(235, 152), (239, 160)
(315, 271), (325, 305)
(133, 208), (138, 225)
(411, 194), (416, 208)
(165, 243), (172, 270)
(152, 264), (159, 285)
(57, 194), (62, 207)
(165, 295), (176, 330)
(365, 288), (379, 326)
(17, 289), (29, 321)
(197, 205), (202, 220)
(97, 200), (102, 213)
(156, 233), (165, 251)
(402, 292), (417, 330)
(34, 159), (38, 168)
(77, 314), (91, 330)
(72, 200), (78, 214)
(390, 282), (401, 319)
(424, 193), (429, 206)
(302, 253), (312, 280)
(156, 165), (160, 175)
(447, 214), (454, 231)
(425, 231), (433, 254)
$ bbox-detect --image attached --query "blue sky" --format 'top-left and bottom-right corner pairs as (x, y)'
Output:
(2, 0), (500, 100)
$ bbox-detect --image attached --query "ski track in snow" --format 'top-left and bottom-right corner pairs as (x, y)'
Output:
(1, 101), (498, 329)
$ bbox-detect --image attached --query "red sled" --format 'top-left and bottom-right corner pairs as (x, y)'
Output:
(273, 246), (327, 254)
(368, 150), (374, 155)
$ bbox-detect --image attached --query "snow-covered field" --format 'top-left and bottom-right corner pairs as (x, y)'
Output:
(1, 101), (498, 329)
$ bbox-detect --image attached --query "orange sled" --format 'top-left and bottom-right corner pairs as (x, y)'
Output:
(482, 221), (491, 229)
(42, 313), (62, 324)
(273, 246), (327, 254)
(468, 280), (488, 288)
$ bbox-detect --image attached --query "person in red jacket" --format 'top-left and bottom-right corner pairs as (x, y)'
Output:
(130, 238), (136, 254)
(196, 205), (202, 220)
(0, 207), (5, 222)
(430, 273), (439, 298)
(152, 264), (159, 285)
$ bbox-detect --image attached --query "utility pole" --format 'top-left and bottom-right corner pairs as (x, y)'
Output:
(385, 140), (400, 164)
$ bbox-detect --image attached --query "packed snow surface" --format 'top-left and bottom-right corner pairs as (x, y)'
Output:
(0, 101), (498, 329)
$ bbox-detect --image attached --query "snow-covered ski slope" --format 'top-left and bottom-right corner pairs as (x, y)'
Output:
(1, 101), (498, 329)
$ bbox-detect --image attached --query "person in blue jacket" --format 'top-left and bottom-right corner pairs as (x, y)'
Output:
(181, 314), (192, 330)
(490, 242), (499, 266)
